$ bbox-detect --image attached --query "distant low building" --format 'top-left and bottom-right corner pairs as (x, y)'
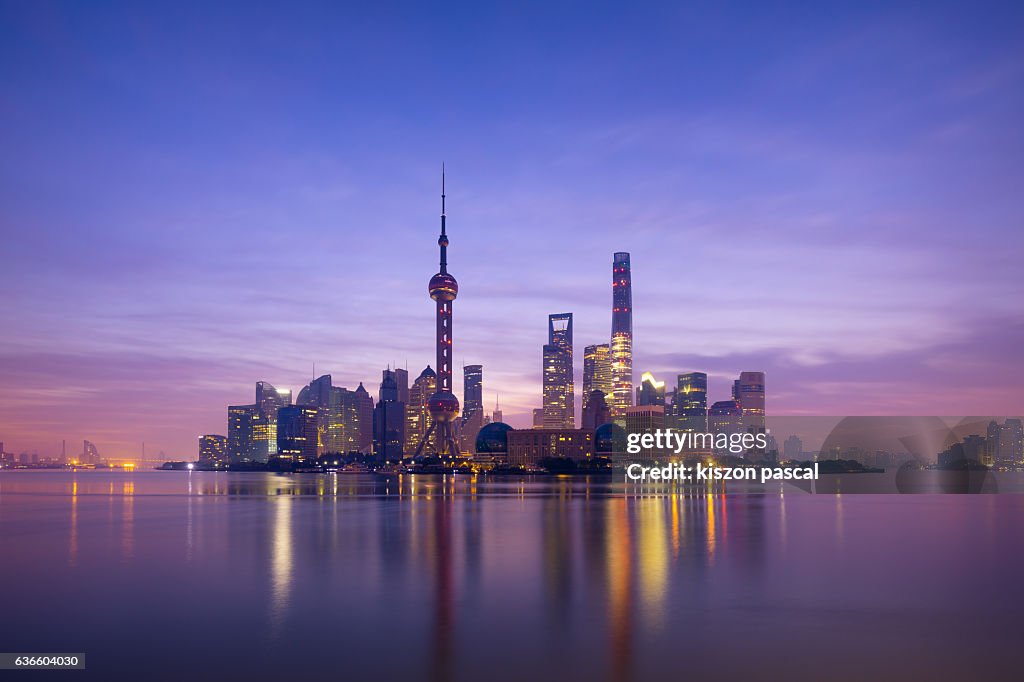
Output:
(507, 428), (595, 467)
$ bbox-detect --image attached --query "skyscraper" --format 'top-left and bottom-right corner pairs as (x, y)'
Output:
(783, 435), (803, 460)
(672, 372), (708, 433)
(986, 420), (1001, 467)
(581, 390), (612, 430)
(407, 366), (437, 455)
(582, 343), (612, 411)
(254, 380), (291, 460)
(733, 371), (766, 433)
(82, 439), (100, 465)
(636, 371), (666, 407)
(414, 171), (461, 457)
(709, 399), (743, 453)
(276, 405), (319, 465)
(542, 313), (574, 429)
(998, 418), (1024, 465)
(373, 369), (406, 463)
(610, 252), (633, 417)
(227, 404), (256, 463)
(460, 364), (484, 454)
(297, 374), (334, 456)
(394, 368), (410, 406)
(296, 375), (375, 456)
(463, 364), (483, 420)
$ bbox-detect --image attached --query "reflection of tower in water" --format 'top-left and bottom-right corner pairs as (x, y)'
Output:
(430, 477), (455, 682)
(605, 499), (633, 682)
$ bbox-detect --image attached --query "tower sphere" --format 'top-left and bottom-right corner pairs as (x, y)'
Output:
(427, 390), (461, 422)
(429, 272), (459, 301)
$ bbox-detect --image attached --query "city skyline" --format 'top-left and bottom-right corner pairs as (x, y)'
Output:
(2, 2), (1024, 458)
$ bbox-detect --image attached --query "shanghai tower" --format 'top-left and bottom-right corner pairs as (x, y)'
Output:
(414, 170), (461, 457)
(610, 252), (633, 417)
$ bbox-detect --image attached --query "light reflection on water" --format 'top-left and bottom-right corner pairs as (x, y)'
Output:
(270, 495), (293, 632)
(0, 470), (1022, 682)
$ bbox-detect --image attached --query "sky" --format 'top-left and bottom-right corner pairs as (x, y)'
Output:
(1, 0), (1022, 459)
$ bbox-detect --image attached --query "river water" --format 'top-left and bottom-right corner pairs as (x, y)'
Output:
(0, 470), (1020, 681)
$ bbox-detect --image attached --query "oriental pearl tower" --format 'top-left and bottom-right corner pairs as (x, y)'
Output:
(414, 168), (461, 458)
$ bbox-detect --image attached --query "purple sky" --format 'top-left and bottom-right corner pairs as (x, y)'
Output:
(1, 1), (1023, 459)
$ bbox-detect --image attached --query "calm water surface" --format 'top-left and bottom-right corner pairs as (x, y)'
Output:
(1, 470), (1021, 681)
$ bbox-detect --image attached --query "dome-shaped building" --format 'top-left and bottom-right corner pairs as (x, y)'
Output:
(595, 422), (627, 457)
(475, 422), (512, 456)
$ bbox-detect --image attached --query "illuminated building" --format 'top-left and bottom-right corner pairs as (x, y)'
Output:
(635, 371), (666, 407)
(672, 372), (708, 433)
(624, 406), (665, 460)
(459, 364), (484, 453)
(986, 420), (1000, 467)
(709, 400), (743, 455)
(227, 404), (256, 463)
(463, 364), (483, 419)
(226, 382), (291, 463)
(414, 170), (461, 457)
(998, 418), (1024, 465)
(255, 381), (292, 460)
(532, 408), (544, 428)
(407, 366), (437, 454)
(582, 390), (612, 430)
(583, 343), (612, 411)
(81, 439), (101, 465)
(276, 405), (319, 465)
(197, 434), (227, 466)
(507, 428), (595, 467)
(542, 313), (574, 429)
(297, 374), (333, 456)
(610, 252), (633, 417)
(733, 371), (766, 433)
(296, 375), (374, 455)
(373, 369), (406, 463)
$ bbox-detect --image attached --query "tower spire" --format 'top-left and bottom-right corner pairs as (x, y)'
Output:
(439, 164), (448, 273)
